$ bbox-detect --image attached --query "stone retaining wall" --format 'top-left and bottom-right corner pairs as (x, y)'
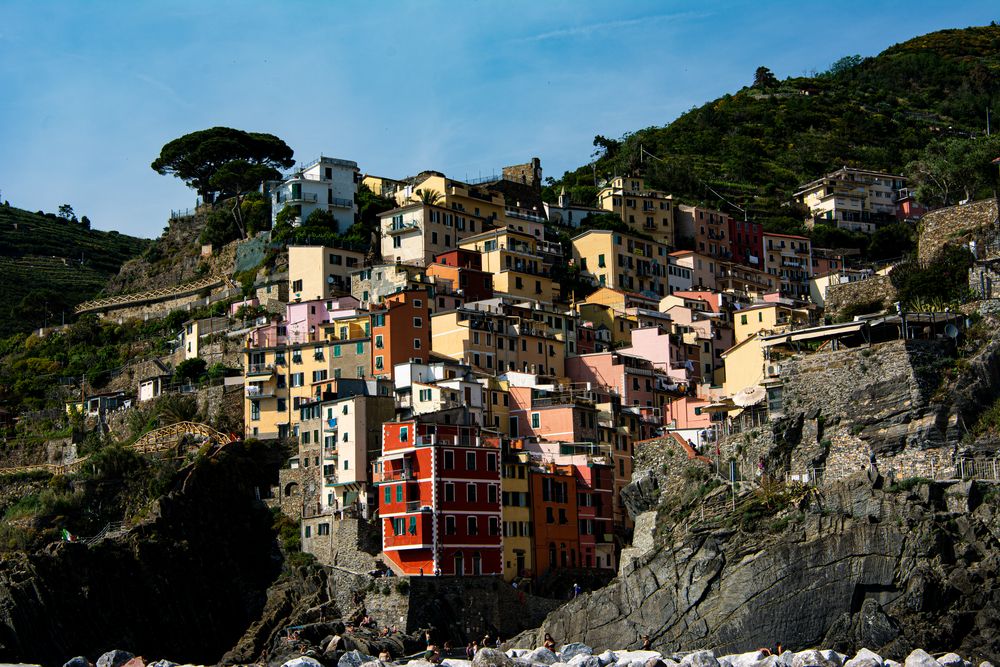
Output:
(824, 274), (896, 319)
(918, 198), (998, 263)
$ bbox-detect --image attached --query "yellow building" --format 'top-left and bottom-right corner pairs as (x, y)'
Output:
(720, 335), (768, 398)
(459, 228), (560, 302)
(570, 229), (669, 297)
(480, 376), (512, 435)
(395, 172), (507, 221)
(288, 245), (365, 300)
(501, 448), (534, 581)
(733, 302), (815, 344)
(431, 306), (566, 378)
(577, 302), (637, 348)
(793, 167), (905, 234)
(596, 176), (676, 248)
(244, 332), (372, 440)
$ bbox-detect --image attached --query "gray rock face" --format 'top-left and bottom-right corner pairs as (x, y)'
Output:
(511, 477), (1000, 662)
(283, 658), (325, 667)
(620, 470), (660, 519)
(96, 650), (134, 667)
(937, 655), (964, 667)
(569, 656), (601, 667)
(474, 648), (515, 667)
(63, 658), (91, 667)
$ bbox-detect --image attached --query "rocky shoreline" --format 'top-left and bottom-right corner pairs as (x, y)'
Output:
(56, 642), (996, 667)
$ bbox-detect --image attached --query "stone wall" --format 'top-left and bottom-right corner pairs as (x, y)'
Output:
(918, 198), (998, 263)
(717, 338), (963, 485)
(302, 517), (381, 573)
(824, 274), (896, 319)
(969, 260), (1000, 300)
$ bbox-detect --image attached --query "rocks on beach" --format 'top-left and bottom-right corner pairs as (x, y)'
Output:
(64, 644), (995, 667)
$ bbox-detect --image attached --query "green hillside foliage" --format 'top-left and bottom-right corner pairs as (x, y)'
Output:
(545, 24), (1000, 242)
(0, 204), (151, 336)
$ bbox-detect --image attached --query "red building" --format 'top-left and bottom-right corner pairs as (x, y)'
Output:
(729, 218), (763, 270)
(530, 464), (580, 575)
(426, 249), (495, 303)
(370, 289), (430, 379)
(375, 414), (502, 576)
(573, 461), (615, 570)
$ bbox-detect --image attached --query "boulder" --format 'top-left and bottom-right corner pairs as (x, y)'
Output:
(146, 662), (177, 667)
(616, 652), (663, 667)
(843, 649), (884, 667)
(63, 658), (91, 667)
(443, 661), (473, 667)
(719, 652), (766, 667)
(645, 660), (668, 667)
(507, 652), (531, 659)
(885, 662), (902, 667)
(121, 659), (146, 667)
(681, 652), (719, 667)
(475, 649), (515, 667)
(97, 651), (135, 667)
(937, 656), (964, 667)
(284, 659), (325, 667)
(903, 651), (941, 667)
(597, 652), (618, 667)
(340, 650), (378, 667)
(568, 657), (600, 667)
(527, 649), (559, 665)
(821, 651), (846, 667)
(980, 663), (995, 667)
(792, 651), (840, 667)
(406, 661), (439, 667)
(562, 645), (595, 661)
(360, 661), (388, 667)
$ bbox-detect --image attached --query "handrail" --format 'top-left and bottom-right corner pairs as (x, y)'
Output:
(75, 275), (226, 314)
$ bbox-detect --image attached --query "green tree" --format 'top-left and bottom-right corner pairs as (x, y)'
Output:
(79, 215), (91, 229)
(825, 55), (864, 76)
(57, 204), (76, 222)
(414, 188), (442, 205)
(150, 127), (294, 203)
(173, 358), (207, 383)
(905, 135), (1000, 206)
(208, 160), (277, 238)
(753, 66), (778, 89)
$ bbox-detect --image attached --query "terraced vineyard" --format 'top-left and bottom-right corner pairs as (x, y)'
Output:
(0, 205), (150, 336)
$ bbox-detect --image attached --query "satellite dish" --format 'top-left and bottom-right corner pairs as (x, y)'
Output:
(327, 275), (335, 284)
(945, 324), (959, 339)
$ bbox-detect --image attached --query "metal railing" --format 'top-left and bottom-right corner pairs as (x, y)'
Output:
(75, 275), (227, 314)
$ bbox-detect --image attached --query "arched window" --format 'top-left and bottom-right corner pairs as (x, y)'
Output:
(454, 551), (464, 576)
(548, 543), (556, 569)
(284, 482), (299, 497)
(472, 551), (482, 575)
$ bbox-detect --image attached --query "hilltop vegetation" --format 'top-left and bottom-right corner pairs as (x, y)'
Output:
(0, 204), (150, 337)
(547, 24), (1000, 236)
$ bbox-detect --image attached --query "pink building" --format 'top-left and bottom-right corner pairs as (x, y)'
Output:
(565, 350), (674, 414)
(621, 326), (686, 383)
(507, 385), (598, 445)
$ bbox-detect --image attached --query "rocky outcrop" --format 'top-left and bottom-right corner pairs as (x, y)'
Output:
(512, 476), (1000, 664)
(0, 441), (288, 666)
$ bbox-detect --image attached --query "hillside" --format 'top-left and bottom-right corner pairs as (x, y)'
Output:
(0, 204), (150, 336)
(548, 24), (1000, 233)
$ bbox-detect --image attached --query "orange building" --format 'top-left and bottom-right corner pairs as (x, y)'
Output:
(371, 288), (431, 379)
(531, 464), (580, 575)
(426, 249), (494, 305)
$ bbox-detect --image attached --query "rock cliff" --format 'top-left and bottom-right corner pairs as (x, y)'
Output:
(513, 475), (1000, 664)
(0, 441), (287, 666)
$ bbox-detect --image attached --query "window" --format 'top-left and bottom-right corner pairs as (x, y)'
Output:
(445, 482), (455, 502)
(396, 485), (403, 502)
(445, 516), (456, 535)
(486, 452), (497, 471)
(466, 451), (476, 470)
(292, 279), (303, 292)
(333, 345), (342, 358)
(413, 317), (422, 328)
(467, 483), (477, 502)
(399, 426), (408, 442)
(467, 516), (478, 535)
(489, 517), (500, 536)
(384, 486), (391, 504)
(277, 398), (286, 412)
(531, 413), (540, 429)
(598, 254), (606, 268)
(487, 484), (498, 503)
(312, 370), (327, 382)
(444, 450), (454, 469)
(375, 356), (384, 370)
(356, 342), (364, 354)
(413, 338), (422, 349)
(290, 373), (304, 387)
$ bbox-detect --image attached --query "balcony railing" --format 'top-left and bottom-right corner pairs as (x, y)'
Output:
(329, 197), (354, 208)
(387, 221), (420, 235)
(246, 363), (274, 375)
(276, 192), (319, 204)
(245, 386), (275, 398)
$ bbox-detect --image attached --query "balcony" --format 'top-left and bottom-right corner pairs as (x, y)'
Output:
(387, 221), (421, 235)
(276, 192), (319, 204)
(406, 501), (432, 512)
(329, 197), (354, 209)
(245, 386), (275, 398)
(505, 209), (547, 223)
(375, 468), (415, 483)
(246, 363), (275, 377)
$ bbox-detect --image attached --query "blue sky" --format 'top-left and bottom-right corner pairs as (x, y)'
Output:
(0, 1), (997, 238)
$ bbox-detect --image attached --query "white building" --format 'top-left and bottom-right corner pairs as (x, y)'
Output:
(271, 156), (360, 231)
(544, 187), (607, 228)
(794, 167), (906, 234)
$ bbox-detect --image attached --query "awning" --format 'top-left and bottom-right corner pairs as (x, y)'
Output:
(380, 449), (414, 461)
(732, 385), (767, 407)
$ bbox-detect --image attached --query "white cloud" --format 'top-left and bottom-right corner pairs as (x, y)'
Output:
(513, 11), (711, 43)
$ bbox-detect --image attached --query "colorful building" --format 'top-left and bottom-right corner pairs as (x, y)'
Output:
(596, 176), (676, 248)
(571, 229), (670, 297)
(370, 289), (431, 379)
(375, 416), (503, 576)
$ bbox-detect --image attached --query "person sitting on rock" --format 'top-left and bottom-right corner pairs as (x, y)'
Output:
(378, 650), (392, 663)
(642, 635), (651, 650)
(465, 642), (474, 659)
(543, 633), (556, 652)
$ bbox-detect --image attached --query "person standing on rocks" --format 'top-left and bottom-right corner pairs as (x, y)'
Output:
(642, 635), (652, 650)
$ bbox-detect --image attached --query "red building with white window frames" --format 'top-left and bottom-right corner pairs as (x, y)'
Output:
(375, 412), (503, 576)
(370, 288), (431, 379)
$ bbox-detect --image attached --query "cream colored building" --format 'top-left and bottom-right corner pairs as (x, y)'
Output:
(571, 229), (669, 297)
(720, 335), (768, 398)
(596, 176), (675, 247)
(733, 302), (814, 344)
(762, 233), (813, 300)
(431, 304), (566, 378)
(459, 228), (560, 302)
(794, 167), (905, 234)
(288, 245), (365, 301)
(501, 449), (533, 581)
(380, 203), (491, 266)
